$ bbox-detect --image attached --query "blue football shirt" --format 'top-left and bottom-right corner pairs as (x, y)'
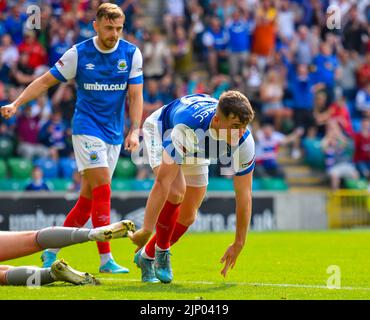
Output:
(158, 94), (255, 176)
(49, 36), (143, 145)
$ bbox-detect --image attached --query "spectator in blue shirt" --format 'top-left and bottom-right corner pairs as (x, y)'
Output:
(25, 166), (50, 192)
(202, 16), (229, 75)
(289, 64), (317, 131)
(38, 110), (68, 156)
(4, 5), (27, 45)
(226, 9), (254, 77)
(312, 42), (339, 104)
(49, 27), (72, 66)
(76, 10), (95, 43)
(142, 79), (164, 124)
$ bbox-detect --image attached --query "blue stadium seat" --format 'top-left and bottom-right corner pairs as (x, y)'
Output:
(33, 158), (59, 179)
(111, 179), (132, 191)
(352, 118), (362, 133)
(252, 178), (262, 191)
(302, 138), (326, 169)
(132, 179), (154, 191)
(0, 179), (29, 191)
(59, 157), (78, 179)
(208, 178), (234, 191)
(47, 178), (73, 191)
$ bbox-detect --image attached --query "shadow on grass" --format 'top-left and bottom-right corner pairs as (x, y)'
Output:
(105, 282), (237, 295)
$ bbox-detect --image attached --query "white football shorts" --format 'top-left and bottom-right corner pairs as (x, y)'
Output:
(72, 134), (121, 178)
(142, 108), (209, 187)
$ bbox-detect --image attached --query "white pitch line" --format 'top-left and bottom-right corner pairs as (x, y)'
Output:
(102, 278), (370, 291)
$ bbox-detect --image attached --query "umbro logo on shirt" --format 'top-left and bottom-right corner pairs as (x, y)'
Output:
(86, 63), (95, 70)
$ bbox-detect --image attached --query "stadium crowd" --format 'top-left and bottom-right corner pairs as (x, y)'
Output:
(0, 0), (369, 191)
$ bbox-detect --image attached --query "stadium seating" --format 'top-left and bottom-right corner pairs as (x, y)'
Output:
(0, 179), (29, 191)
(0, 137), (14, 158)
(252, 178), (262, 191)
(33, 158), (59, 179)
(114, 158), (137, 178)
(0, 159), (6, 179)
(47, 178), (73, 191)
(111, 179), (133, 191)
(59, 157), (78, 179)
(7, 158), (33, 179)
(207, 178), (234, 191)
(302, 138), (326, 169)
(344, 179), (369, 190)
(132, 179), (154, 191)
(260, 178), (289, 191)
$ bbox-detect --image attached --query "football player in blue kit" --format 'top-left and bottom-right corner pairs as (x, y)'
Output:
(129, 91), (255, 283)
(0, 3), (143, 274)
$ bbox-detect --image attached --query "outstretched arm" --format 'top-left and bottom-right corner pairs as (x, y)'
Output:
(220, 171), (253, 277)
(129, 150), (180, 250)
(1, 71), (60, 119)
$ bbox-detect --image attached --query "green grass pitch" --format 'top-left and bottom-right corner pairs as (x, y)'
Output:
(1, 230), (370, 300)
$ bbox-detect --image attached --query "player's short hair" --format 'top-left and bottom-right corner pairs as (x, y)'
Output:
(96, 3), (125, 22)
(217, 91), (255, 125)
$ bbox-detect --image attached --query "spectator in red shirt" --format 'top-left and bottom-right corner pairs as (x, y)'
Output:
(357, 52), (370, 89)
(15, 104), (49, 160)
(17, 30), (47, 70)
(354, 118), (370, 179)
(328, 96), (354, 137)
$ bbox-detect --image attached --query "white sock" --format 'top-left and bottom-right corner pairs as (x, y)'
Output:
(100, 253), (113, 266)
(155, 244), (170, 252)
(47, 248), (60, 255)
(141, 247), (154, 260)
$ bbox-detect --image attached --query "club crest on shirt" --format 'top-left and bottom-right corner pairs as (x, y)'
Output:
(117, 59), (128, 72)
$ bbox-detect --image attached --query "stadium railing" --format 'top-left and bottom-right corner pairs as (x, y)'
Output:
(327, 190), (370, 228)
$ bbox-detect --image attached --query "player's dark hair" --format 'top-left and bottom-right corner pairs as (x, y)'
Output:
(96, 3), (125, 22)
(217, 91), (255, 125)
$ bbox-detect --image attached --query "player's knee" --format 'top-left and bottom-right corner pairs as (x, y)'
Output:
(168, 182), (186, 204)
(168, 188), (185, 204)
(179, 213), (196, 227)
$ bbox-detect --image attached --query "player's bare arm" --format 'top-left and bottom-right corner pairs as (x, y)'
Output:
(125, 83), (143, 152)
(129, 150), (180, 249)
(220, 170), (253, 277)
(0, 71), (59, 119)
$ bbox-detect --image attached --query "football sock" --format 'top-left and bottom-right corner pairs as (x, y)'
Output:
(36, 227), (91, 249)
(44, 196), (92, 254)
(155, 200), (181, 250)
(100, 253), (113, 266)
(141, 247), (154, 260)
(63, 196), (93, 228)
(144, 201), (180, 258)
(5, 267), (55, 286)
(170, 222), (189, 245)
(46, 196), (92, 255)
(91, 184), (111, 256)
(143, 222), (190, 259)
(143, 235), (156, 259)
(155, 244), (169, 252)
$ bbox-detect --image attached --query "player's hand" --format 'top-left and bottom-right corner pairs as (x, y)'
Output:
(220, 242), (243, 278)
(1, 103), (17, 119)
(124, 129), (140, 152)
(128, 228), (152, 252)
